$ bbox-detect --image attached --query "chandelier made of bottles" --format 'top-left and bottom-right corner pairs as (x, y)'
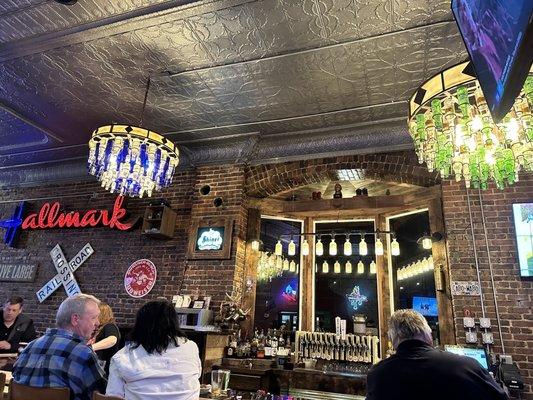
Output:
(88, 124), (179, 198)
(408, 61), (533, 189)
(257, 251), (298, 283)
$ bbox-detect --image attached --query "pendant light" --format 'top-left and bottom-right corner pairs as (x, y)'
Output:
(288, 239), (296, 256)
(345, 260), (353, 274)
(275, 240), (283, 256)
(329, 236), (337, 256)
(359, 235), (368, 256)
(322, 260), (329, 273)
(370, 261), (377, 274)
(375, 237), (384, 256)
(391, 238), (400, 256)
(357, 260), (365, 274)
(343, 236), (352, 256)
(334, 261), (341, 274)
(302, 239), (310, 256)
(316, 238), (324, 256)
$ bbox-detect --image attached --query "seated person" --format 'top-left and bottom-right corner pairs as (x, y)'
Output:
(106, 299), (201, 400)
(12, 294), (106, 400)
(88, 302), (121, 376)
(0, 296), (36, 353)
(366, 309), (508, 400)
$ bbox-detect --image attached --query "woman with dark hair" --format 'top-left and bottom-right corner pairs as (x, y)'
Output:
(106, 299), (201, 400)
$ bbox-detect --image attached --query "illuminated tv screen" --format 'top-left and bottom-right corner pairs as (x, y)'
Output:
(412, 296), (438, 317)
(512, 203), (533, 277)
(451, 0), (533, 122)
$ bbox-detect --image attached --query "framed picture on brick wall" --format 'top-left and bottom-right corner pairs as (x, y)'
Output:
(187, 217), (233, 259)
(512, 203), (533, 278)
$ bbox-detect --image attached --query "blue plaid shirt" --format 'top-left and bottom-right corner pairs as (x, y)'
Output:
(12, 328), (106, 400)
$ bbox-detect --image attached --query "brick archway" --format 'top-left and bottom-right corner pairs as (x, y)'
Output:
(245, 151), (439, 198)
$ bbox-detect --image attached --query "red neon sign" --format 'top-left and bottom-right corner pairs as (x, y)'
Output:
(21, 196), (135, 231)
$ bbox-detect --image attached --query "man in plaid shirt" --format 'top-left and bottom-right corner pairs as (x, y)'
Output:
(13, 294), (106, 400)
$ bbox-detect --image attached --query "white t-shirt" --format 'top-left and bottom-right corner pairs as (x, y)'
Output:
(106, 337), (201, 400)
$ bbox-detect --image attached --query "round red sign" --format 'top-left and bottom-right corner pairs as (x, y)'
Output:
(124, 259), (157, 298)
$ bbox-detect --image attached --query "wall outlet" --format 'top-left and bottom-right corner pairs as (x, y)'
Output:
(465, 330), (478, 344)
(463, 317), (476, 328)
(479, 318), (491, 328)
(482, 332), (494, 344)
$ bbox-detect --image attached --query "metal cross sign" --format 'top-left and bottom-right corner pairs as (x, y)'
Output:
(36, 243), (94, 303)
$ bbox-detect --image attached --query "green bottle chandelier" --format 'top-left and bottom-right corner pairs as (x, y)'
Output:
(408, 62), (533, 189)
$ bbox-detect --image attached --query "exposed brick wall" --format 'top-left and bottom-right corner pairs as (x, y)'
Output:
(442, 176), (533, 395)
(245, 151), (440, 197)
(1, 152), (532, 397)
(0, 166), (248, 333)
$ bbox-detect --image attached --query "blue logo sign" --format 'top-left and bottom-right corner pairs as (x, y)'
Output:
(0, 202), (26, 247)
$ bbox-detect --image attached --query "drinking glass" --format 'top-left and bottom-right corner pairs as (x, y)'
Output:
(211, 369), (230, 397)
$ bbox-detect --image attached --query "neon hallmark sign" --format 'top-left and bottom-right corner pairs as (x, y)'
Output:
(0, 196), (137, 247)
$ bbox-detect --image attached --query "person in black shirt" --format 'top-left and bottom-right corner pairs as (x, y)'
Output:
(0, 296), (36, 353)
(88, 302), (120, 375)
(366, 309), (508, 400)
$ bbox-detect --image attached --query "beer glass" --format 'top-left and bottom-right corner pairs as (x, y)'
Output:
(211, 369), (230, 397)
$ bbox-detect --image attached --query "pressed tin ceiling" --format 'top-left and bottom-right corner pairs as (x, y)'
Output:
(0, 0), (467, 185)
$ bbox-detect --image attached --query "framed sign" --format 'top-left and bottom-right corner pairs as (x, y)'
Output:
(512, 203), (533, 277)
(187, 217), (233, 259)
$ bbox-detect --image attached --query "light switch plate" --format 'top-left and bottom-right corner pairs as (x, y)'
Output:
(479, 318), (491, 328)
(463, 317), (476, 328)
(482, 332), (494, 344)
(465, 330), (478, 344)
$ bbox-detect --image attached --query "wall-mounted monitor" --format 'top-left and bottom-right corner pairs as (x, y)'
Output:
(512, 203), (533, 277)
(412, 296), (438, 317)
(451, 0), (533, 122)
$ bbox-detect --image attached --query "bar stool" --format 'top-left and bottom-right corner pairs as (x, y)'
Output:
(8, 380), (70, 400)
(0, 372), (6, 399)
(92, 392), (124, 400)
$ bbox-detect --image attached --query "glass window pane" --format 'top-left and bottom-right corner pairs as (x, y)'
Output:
(254, 217), (301, 332)
(314, 221), (379, 335)
(389, 211), (440, 343)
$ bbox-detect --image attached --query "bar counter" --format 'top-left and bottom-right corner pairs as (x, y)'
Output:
(213, 358), (367, 399)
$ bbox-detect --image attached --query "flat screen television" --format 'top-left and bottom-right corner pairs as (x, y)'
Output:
(412, 296), (438, 317)
(512, 203), (533, 277)
(451, 0), (533, 122)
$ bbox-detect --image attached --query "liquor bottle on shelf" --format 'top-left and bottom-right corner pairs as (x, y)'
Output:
(250, 330), (259, 358)
(226, 334), (237, 357)
(264, 329), (272, 359)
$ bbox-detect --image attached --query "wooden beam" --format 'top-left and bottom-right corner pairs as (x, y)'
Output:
(428, 196), (456, 345)
(376, 214), (391, 358)
(241, 208), (261, 337)
(301, 217), (314, 332)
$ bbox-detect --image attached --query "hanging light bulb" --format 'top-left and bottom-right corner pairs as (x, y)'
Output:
(276, 257), (283, 270)
(357, 260), (364, 274)
(288, 239), (296, 256)
(359, 236), (368, 256)
(322, 260), (329, 273)
(315, 238), (324, 256)
(343, 236), (352, 256)
(329, 236), (337, 256)
(334, 261), (341, 274)
(275, 240), (283, 256)
(370, 261), (377, 274)
(421, 235), (433, 250)
(391, 238), (400, 256)
(375, 237), (384, 256)
(251, 240), (260, 251)
(345, 260), (352, 274)
(283, 259), (289, 271)
(289, 260), (296, 272)
(302, 239), (309, 256)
